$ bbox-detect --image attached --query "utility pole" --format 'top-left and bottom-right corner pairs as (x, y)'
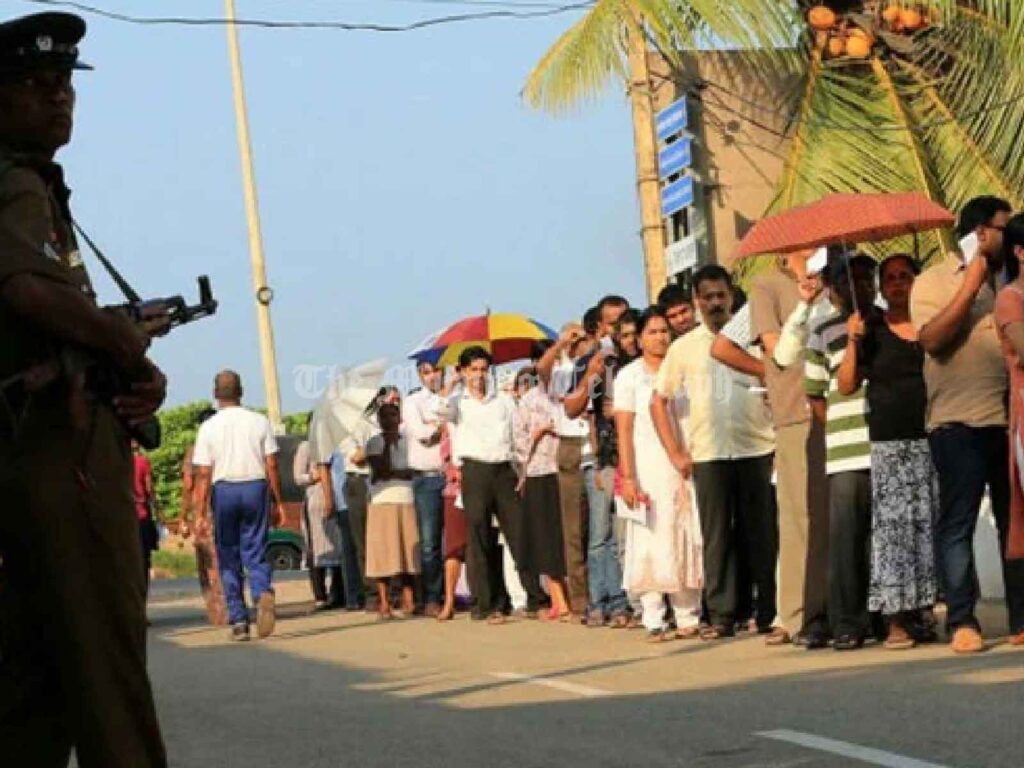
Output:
(625, 10), (666, 301)
(224, 0), (284, 433)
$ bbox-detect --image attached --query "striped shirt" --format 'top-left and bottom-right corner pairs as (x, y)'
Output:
(804, 308), (871, 475)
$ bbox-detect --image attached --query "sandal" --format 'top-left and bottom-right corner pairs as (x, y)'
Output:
(609, 614), (630, 629)
(675, 626), (700, 640)
(645, 628), (667, 644)
(884, 624), (916, 651)
(700, 624), (728, 641)
(487, 612), (507, 626)
(764, 627), (792, 647)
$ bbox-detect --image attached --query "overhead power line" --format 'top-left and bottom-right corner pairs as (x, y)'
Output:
(25, 0), (595, 31)
(379, 0), (573, 8)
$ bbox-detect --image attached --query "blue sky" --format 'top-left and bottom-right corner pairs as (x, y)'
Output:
(13, 0), (645, 414)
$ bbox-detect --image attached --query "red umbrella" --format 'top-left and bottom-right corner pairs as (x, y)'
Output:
(736, 192), (955, 259)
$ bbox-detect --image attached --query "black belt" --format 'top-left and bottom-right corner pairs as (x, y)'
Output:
(411, 469), (444, 477)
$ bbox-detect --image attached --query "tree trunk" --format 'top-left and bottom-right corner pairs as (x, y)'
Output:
(625, 11), (665, 301)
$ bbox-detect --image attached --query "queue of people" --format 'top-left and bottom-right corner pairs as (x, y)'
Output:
(181, 195), (1024, 655)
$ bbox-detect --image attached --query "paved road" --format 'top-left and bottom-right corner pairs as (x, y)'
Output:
(144, 582), (1023, 768)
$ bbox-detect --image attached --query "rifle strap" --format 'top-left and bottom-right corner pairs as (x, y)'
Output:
(71, 219), (142, 304)
(0, 154), (141, 305)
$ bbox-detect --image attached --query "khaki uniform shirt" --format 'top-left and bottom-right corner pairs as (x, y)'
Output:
(0, 148), (93, 387)
(655, 323), (775, 463)
(910, 254), (1007, 431)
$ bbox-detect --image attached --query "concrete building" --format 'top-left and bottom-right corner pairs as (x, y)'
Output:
(650, 51), (798, 276)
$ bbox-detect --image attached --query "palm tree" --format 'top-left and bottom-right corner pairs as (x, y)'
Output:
(526, 1), (1024, 288)
(523, 1), (797, 299)
(742, 0), (1024, 278)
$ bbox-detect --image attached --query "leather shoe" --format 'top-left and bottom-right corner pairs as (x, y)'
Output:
(802, 631), (829, 650)
(833, 634), (864, 651)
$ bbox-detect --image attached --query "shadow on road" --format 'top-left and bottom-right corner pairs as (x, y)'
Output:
(147, 598), (1023, 768)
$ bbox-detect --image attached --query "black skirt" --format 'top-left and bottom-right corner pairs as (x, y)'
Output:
(520, 473), (566, 578)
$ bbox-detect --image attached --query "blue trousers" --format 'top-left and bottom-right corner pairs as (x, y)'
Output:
(212, 480), (274, 626)
(929, 425), (1024, 633)
(585, 466), (627, 617)
(412, 474), (446, 606)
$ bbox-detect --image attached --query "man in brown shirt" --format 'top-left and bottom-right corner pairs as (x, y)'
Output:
(911, 195), (1024, 654)
(0, 13), (167, 766)
(743, 251), (830, 648)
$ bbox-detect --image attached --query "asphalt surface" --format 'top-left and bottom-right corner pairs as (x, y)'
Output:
(137, 580), (1024, 768)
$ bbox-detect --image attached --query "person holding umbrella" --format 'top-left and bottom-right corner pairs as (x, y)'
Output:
(837, 254), (938, 649)
(734, 191), (958, 650)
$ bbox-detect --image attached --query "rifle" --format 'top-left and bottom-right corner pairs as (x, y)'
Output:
(0, 275), (219, 450)
(71, 223), (219, 449)
(87, 275), (219, 449)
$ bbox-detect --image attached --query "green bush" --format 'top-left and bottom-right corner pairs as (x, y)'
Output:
(151, 548), (196, 580)
(150, 400), (213, 522)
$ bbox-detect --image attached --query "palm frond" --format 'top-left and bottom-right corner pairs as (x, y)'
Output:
(896, 57), (1024, 212)
(522, 0), (627, 114)
(870, 57), (952, 256)
(651, 0), (804, 79)
(912, 5), (1024, 198)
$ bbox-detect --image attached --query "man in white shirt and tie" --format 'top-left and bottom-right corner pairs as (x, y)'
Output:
(192, 371), (286, 641)
(402, 361), (447, 616)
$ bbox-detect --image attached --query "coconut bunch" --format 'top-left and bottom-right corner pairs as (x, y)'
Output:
(879, 3), (938, 34)
(807, 2), (940, 60)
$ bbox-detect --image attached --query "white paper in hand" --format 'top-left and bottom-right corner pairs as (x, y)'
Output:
(615, 496), (649, 526)
(959, 231), (980, 265)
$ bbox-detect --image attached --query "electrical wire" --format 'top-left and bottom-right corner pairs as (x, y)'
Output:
(377, 0), (572, 8)
(23, 0), (1024, 132)
(697, 74), (1024, 133)
(24, 0), (595, 31)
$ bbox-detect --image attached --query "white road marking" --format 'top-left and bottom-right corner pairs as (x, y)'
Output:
(490, 672), (611, 698)
(756, 730), (954, 768)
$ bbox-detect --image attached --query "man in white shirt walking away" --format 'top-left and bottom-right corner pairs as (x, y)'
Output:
(192, 371), (286, 641)
(403, 361), (448, 615)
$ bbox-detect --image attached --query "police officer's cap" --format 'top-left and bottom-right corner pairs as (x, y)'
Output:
(0, 12), (91, 78)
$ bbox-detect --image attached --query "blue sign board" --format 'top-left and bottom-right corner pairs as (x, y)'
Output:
(658, 136), (692, 180)
(661, 174), (694, 218)
(656, 98), (688, 142)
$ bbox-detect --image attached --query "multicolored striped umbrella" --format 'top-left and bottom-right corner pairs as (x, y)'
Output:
(408, 313), (557, 367)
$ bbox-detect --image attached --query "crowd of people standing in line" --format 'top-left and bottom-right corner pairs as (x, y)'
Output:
(179, 194), (1024, 654)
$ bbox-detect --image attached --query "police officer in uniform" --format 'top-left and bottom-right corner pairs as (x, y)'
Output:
(0, 13), (167, 767)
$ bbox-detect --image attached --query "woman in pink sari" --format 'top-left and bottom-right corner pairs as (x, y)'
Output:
(992, 213), (1024, 647)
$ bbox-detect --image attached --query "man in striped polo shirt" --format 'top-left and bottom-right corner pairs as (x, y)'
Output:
(804, 250), (878, 651)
